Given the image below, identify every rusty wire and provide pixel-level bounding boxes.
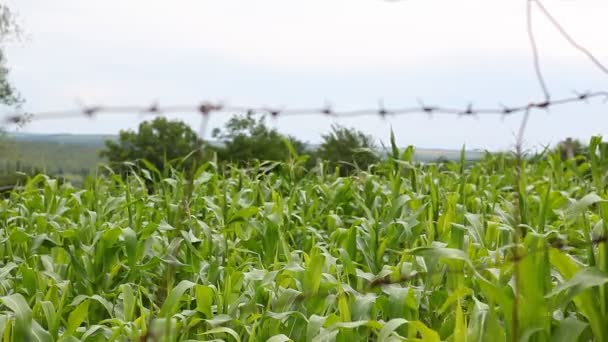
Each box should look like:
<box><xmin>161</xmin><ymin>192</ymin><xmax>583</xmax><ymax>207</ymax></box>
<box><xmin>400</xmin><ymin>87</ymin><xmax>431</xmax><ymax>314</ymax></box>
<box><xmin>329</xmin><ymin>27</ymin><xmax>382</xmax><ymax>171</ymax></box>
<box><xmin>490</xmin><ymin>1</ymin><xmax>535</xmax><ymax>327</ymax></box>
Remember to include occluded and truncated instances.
<box><xmin>3</xmin><ymin>91</ymin><xmax>608</xmax><ymax>125</ymax></box>
<box><xmin>1</xmin><ymin>0</ymin><xmax>607</xmax><ymax>142</ymax></box>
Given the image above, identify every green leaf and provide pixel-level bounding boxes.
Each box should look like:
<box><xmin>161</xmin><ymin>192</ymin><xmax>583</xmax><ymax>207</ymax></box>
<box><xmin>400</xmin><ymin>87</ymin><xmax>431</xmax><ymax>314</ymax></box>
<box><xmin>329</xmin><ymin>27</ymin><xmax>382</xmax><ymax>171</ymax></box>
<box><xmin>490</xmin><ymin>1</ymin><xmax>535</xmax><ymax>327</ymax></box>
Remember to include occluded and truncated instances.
<box><xmin>409</xmin><ymin>321</ymin><xmax>440</xmax><ymax>342</ymax></box>
<box><xmin>303</xmin><ymin>252</ymin><xmax>325</xmax><ymax>296</ymax></box>
<box><xmin>378</xmin><ymin>318</ymin><xmax>407</xmax><ymax>341</ymax></box>
<box><xmin>81</xmin><ymin>324</ymin><xmax>111</xmax><ymax>341</ymax></box>
<box><xmin>201</xmin><ymin>327</ymin><xmax>241</xmax><ymax>342</ymax></box>
<box><xmin>195</xmin><ymin>285</ymin><xmax>215</xmax><ymax>318</ymax></box>
<box><xmin>564</xmin><ymin>193</ymin><xmax>604</xmax><ymax>221</ymax></box>
<box><xmin>453</xmin><ymin>299</ymin><xmax>467</xmax><ymax>342</ymax></box>
<box><xmin>408</xmin><ymin>246</ymin><xmax>476</xmax><ymax>271</ymax></box>
<box><xmin>67</xmin><ymin>299</ymin><xmax>90</xmax><ymax>335</ymax></box>
<box><xmin>122</xmin><ymin>228</ymin><xmax>138</xmax><ymax>270</ymax></box>
<box><xmin>1</xmin><ymin>294</ymin><xmax>34</xmax><ymax>341</ymax></box>
<box><xmin>267</xmin><ymin>334</ymin><xmax>292</xmax><ymax>342</ymax></box>
<box><xmin>547</xmin><ymin>268</ymin><xmax>608</xmax><ymax>305</ymax></box>
<box><xmin>227</xmin><ymin>207</ymin><xmax>258</xmax><ymax>225</ymax></box>
<box><xmin>31</xmin><ymin>321</ymin><xmax>53</xmax><ymax>342</ymax></box>
<box><xmin>550</xmin><ymin>317</ymin><xmax>588</xmax><ymax>342</ymax></box>
<box><xmin>389</xmin><ymin>128</ymin><xmax>399</xmax><ymax>160</ymax></box>
<box><xmin>205</xmin><ymin>315</ymin><xmax>233</xmax><ymax>327</ymax></box>
<box><xmin>159</xmin><ymin>280</ymin><xmax>196</xmax><ymax>318</ymax></box>
<box><xmin>120</xmin><ymin>284</ymin><xmax>136</xmax><ymax>322</ymax></box>
<box><xmin>307</xmin><ymin>315</ymin><xmax>327</xmax><ymax>342</ymax></box>
<box><xmin>0</xmin><ymin>263</ymin><xmax>17</xmax><ymax>280</ymax></box>
<box><xmin>265</xmin><ymin>311</ymin><xmax>308</xmax><ymax>323</ymax></box>
<box><xmin>330</xmin><ymin>320</ymin><xmax>381</xmax><ymax>330</ymax></box>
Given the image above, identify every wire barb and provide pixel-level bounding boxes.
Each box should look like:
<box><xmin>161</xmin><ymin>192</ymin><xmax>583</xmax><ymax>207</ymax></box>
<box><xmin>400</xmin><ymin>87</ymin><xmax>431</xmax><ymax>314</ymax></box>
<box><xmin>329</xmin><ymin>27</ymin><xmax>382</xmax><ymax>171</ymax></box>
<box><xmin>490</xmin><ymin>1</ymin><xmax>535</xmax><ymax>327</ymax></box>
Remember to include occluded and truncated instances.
<box><xmin>1</xmin><ymin>0</ymin><xmax>607</xmax><ymax>153</ymax></box>
<box><xmin>3</xmin><ymin>91</ymin><xmax>606</xmax><ymax>125</ymax></box>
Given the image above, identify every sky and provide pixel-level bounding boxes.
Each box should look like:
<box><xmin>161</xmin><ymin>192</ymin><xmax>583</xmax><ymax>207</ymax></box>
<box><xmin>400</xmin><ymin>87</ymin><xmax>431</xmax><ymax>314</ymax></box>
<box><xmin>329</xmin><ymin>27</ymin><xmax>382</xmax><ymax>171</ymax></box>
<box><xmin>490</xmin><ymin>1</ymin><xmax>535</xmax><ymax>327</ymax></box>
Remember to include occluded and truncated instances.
<box><xmin>2</xmin><ymin>0</ymin><xmax>608</xmax><ymax>150</ymax></box>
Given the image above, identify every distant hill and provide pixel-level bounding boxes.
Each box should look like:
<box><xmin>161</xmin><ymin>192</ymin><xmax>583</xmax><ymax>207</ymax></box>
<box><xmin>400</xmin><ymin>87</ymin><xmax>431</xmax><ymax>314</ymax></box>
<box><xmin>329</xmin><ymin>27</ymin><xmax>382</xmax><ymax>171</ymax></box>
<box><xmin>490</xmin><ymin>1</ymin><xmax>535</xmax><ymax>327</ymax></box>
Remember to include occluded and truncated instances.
<box><xmin>0</xmin><ymin>133</ymin><xmax>489</xmax><ymax>187</ymax></box>
<box><xmin>1</xmin><ymin>134</ymin><xmax>106</xmax><ymax>185</ymax></box>
<box><xmin>0</xmin><ymin>132</ymin><xmax>485</xmax><ymax>186</ymax></box>
<box><xmin>7</xmin><ymin>132</ymin><xmax>486</xmax><ymax>162</ymax></box>
<box><xmin>8</xmin><ymin>132</ymin><xmax>116</xmax><ymax>148</ymax></box>
<box><xmin>413</xmin><ymin>148</ymin><xmax>485</xmax><ymax>162</ymax></box>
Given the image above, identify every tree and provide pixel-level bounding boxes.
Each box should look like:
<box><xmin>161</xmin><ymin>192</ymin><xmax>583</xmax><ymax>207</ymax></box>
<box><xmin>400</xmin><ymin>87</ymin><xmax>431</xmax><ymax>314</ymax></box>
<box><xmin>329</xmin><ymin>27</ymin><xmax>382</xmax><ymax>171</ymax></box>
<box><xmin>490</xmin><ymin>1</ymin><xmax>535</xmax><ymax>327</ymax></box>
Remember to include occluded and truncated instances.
<box><xmin>211</xmin><ymin>113</ymin><xmax>306</xmax><ymax>164</ymax></box>
<box><xmin>316</xmin><ymin>124</ymin><xmax>380</xmax><ymax>175</ymax></box>
<box><xmin>0</xmin><ymin>5</ymin><xmax>22</xmax><ymax>166</ymax></box>
<box><xmin>556</xmin><ymin>137</ymin><xmax>584</xmax><ymax>160</ymax></box>
<box><xmin>100</xmin><ymin>117</ymin><xmax>205</xmax><ymax>175</ymax></box>
<box><xmin>0</xmin><ymin>4</ymin><xmax>21</xmax><ymax>106</ymax></box>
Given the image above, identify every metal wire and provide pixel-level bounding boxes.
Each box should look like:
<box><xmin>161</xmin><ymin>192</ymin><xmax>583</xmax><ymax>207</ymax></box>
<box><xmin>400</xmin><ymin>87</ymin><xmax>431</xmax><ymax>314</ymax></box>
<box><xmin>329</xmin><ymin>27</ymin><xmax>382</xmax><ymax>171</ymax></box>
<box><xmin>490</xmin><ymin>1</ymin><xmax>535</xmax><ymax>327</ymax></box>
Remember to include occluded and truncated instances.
<box><xmin>1</xmin><ymin>0</ymin><xmax>606</xmax><ymax>143</ymax></box>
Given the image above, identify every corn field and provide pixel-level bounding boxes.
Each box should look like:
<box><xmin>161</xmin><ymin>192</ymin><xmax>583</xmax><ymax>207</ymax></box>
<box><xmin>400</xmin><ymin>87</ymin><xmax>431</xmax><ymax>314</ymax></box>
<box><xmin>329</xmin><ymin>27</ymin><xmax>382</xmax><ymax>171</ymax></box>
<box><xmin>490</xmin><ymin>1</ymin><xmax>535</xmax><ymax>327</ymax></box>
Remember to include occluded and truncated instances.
<box><xmin>0</xmin><ymin>135</ymin><xmax>608</xmax><ymax>341</ymax></box>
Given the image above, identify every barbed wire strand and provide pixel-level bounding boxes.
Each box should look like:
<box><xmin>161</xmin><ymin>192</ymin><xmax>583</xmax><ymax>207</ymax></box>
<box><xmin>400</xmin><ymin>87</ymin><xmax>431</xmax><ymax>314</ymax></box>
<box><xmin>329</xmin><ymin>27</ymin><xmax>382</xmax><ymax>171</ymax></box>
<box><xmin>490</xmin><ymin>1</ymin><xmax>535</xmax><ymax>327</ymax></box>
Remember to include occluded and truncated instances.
<box><xmin>1</xmin><ymin>1</ymin><xmax>607</xmax><ymax>143</ymax></box>
<box><xmin>533</xmin><ymin>0</ymin><xmax>608</xmax><ymax>75</ymax></box>
<box><xmin>3</xmin><ymin>91</ymin><xmax>608</xmax><ymax>124</ymax></box>
<box><xmin>527</xmin><ymin>0</ymin><xmax>550</xmax><ymax>102</ymax></box>
<box><xmin>1</xmin><ymin>3</ymin><xmax>608</xmax><ymax>338</ymax></box>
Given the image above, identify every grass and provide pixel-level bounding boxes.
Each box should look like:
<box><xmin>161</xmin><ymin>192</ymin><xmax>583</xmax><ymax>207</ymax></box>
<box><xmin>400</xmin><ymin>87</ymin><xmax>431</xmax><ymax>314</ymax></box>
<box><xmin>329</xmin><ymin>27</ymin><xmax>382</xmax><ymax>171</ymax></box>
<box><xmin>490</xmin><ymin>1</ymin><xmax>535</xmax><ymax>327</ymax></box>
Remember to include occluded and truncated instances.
<box><xmin>0</xmin><ymin>137</ymin><xmax>607</xmax><ymax>341</ymax></box>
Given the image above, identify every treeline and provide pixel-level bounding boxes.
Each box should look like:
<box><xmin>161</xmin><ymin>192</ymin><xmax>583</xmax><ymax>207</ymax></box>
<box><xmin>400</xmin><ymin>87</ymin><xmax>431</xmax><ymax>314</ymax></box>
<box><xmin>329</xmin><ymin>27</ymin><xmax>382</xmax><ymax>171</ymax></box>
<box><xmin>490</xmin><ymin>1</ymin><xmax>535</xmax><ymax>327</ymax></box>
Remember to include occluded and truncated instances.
<box><xmin>101</xmin><ymin>114</ymin><xmax>381</xmax><ymax>176</ymax></box>
<box><xmin>0</xmin><ymin>114</ymin><xmax>595</xmax><ymax>188</ymax></box>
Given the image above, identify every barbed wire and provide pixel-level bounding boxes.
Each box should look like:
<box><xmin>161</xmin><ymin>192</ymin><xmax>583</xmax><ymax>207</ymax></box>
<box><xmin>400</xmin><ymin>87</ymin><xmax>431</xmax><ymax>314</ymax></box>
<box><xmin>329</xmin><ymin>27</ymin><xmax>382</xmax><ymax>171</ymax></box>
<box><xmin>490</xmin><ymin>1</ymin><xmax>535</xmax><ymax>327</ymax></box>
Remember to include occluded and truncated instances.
<box><xmin>532</xmin><ymin>0</ymin><xmax>608</xmax><ymax>76</ymax></box>
<box><xmin>1</xmin><ymin>2</ymin><xmax>606</xmax><ymax>339</ymax></box>
<box><xmin>527</xmin><ymin>0</ymin><xmax>550</xmax><ymax>101</ymax></box>
<box><xmin>4</xmin><ymin>90</ymin><xmax>608</xmax><ymax>123</ymax></box>
<box><xmin>1</xmin><ymin>0</ymin><xmax>607</xmax><ymax>143</ymax></box>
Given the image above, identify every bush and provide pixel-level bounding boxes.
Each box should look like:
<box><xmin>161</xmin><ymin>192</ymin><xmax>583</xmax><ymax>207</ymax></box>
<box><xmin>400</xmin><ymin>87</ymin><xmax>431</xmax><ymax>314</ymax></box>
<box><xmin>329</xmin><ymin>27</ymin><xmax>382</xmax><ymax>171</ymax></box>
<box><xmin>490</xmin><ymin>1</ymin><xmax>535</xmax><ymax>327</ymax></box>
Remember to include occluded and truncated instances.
<box><xmin>100</xmin><ymin>117</ymin><xmax>205</xmax><ymax>175</ymax></box>
<box><xmin>315</xmin><ymin>124</ymin><xmax>380</xmax><ymax>175</ymax></box>
<box><xmin>212</xmin><ymin>113</ymin><xmax>307</xmax><ymax>165</ymax></box>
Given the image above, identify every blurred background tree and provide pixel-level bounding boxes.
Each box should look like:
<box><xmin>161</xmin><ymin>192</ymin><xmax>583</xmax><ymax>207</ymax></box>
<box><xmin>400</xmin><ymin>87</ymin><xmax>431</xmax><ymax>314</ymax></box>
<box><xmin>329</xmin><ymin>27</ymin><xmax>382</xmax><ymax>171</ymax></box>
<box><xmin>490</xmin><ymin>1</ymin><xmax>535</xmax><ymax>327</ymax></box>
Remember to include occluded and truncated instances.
<box><xmin>0</xmin><ymin>4</ymin><xmax>22</xmax><ymax>152</ymax></box>
<box><xmin>0</xmin><ymin>4</ymin><xmax>24</xmax><ymax>189</ymax></box>
<box><xmin>0</xmin><ymin>4</ymin><xmax>21</xmax><ymax>107</ymax></box>
<box><xmin>315</xmin><ymin>124</ymin><xmax>380</xmax><ymax>175</ymax></box>
<box><xmin>556</xmin><ymin>137</ymin><xmax>584</xmax><ymax>160</ymax></box>
<box><xmin>100</xmin><ymin>117</ymin><xmax>205</xmax><ymax>175</ymax></box>
<box><xmin>211</xmin><ymin>112</ymin><xmax>307</xmax><ymax>164</ymax></box>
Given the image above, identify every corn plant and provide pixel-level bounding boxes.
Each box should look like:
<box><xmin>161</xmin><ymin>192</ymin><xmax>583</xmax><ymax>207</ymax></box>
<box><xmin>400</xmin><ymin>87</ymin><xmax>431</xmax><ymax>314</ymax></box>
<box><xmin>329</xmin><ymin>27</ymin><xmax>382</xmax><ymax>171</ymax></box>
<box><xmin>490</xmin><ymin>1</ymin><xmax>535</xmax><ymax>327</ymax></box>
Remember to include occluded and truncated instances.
<box><xmin>0</xmin><ymin>137</ymin><xmax>607</xmax><ymax>341</ymax></box>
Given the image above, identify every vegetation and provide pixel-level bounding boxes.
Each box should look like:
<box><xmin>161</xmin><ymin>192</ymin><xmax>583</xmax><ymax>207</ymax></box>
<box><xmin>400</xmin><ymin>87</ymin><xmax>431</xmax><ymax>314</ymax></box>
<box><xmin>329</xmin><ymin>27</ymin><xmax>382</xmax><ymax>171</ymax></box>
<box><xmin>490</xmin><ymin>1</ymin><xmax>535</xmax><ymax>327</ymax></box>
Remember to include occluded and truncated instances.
<box><xmin>316</xmin><ymin>124</ymin><xmax>380</xmax><ymax>175</ymax></box>
<box><xmin>211</xmin><ymin>113</ymin><xmax>306</xmax><ymax>165</ymax></box>
<box><xmin>0</xmin><ymin>120</ymin><xmax>484</xmax><ymax>187</ymax></box>
<box><xmin>0</xmin><ymin>4</ymin><xmax>21</xmax><ymax>107</ymax></box>
<box><xmin>100</xmin><ymin>117</ymin><xmax>205</xmax><ymax>175</ymax></box>
<box><xmin>556</xmin><ymin>137</ymin><xmax>585</xmax><ymax>160</ymax></box>
<box><xmin>0</xmin><ymin>135</ymin><xmax>607</xmax><ymax>341</ymax></box>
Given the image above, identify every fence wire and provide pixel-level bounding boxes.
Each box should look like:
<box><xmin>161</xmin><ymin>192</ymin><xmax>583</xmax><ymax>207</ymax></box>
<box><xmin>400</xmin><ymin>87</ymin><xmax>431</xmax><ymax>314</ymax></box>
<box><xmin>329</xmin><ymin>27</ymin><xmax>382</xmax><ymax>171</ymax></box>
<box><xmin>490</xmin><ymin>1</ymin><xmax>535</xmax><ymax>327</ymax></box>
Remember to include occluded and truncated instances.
<box><xmin>0</xmin><ymin>2</ymin><xmax>607</xmax><ymax>341</ymax></box>
<box><xmin>1</xmin><ymin>0</ymin><xmax>606</xmax><ymax>144</ymax></box>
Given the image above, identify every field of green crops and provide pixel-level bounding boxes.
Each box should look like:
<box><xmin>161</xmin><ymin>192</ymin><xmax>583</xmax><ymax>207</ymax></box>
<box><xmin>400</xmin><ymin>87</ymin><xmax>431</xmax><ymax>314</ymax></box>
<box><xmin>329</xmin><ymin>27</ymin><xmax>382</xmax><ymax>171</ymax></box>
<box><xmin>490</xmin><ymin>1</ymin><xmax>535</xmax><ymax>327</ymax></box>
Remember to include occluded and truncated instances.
<box><xmin>1</xmin><ymin>138</ymin><xmax>608</xmax><ymax>342</ymax></box>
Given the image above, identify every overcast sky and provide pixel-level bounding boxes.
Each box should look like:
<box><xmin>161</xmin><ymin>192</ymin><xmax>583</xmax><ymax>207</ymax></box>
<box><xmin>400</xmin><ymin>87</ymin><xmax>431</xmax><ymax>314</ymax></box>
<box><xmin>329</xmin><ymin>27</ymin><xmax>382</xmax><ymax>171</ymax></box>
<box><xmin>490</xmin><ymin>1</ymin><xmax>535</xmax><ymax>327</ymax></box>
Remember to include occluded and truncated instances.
<box><xmin>2</xmin><ymin>0</ymin><xmax>608</xmax><ymax>150</ymax></box>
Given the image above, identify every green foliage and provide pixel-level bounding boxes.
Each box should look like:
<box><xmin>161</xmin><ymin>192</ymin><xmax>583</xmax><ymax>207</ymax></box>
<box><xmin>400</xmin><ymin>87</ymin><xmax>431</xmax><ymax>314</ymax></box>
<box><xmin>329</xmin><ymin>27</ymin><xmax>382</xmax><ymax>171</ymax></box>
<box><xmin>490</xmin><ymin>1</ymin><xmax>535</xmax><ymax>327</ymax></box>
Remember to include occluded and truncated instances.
<box><xmin>556</xmin><ymin>137</ymin><xmax>585</xmax><ymax>160</ymax></box>
<box><xmin>0</xmin><ymin>137</ymin><xmax>607</xmax><ymax>340</ymax></box>
<box><xmin>0</xmin><ymin>5</ymin><xmax>22</xmax><ymax>106</ymax></box>
<box><xmin>212</xmin><ymin>113</ymin><xmax>306</xmax><ymax>164</ymax></box>
<box><xmin>0</xmin><ymin>51</ymin><xmax>19</xmax><ymax>106</ymax></box>
<box><xmin>100</xmin><ymin>117</ymin><xmax>205</xmax><ymax>175</ymax></box>
<box><xmin>316</xmin><ymin>124</ymin><xmax>380</xmax><ymax>175</ymax></box>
